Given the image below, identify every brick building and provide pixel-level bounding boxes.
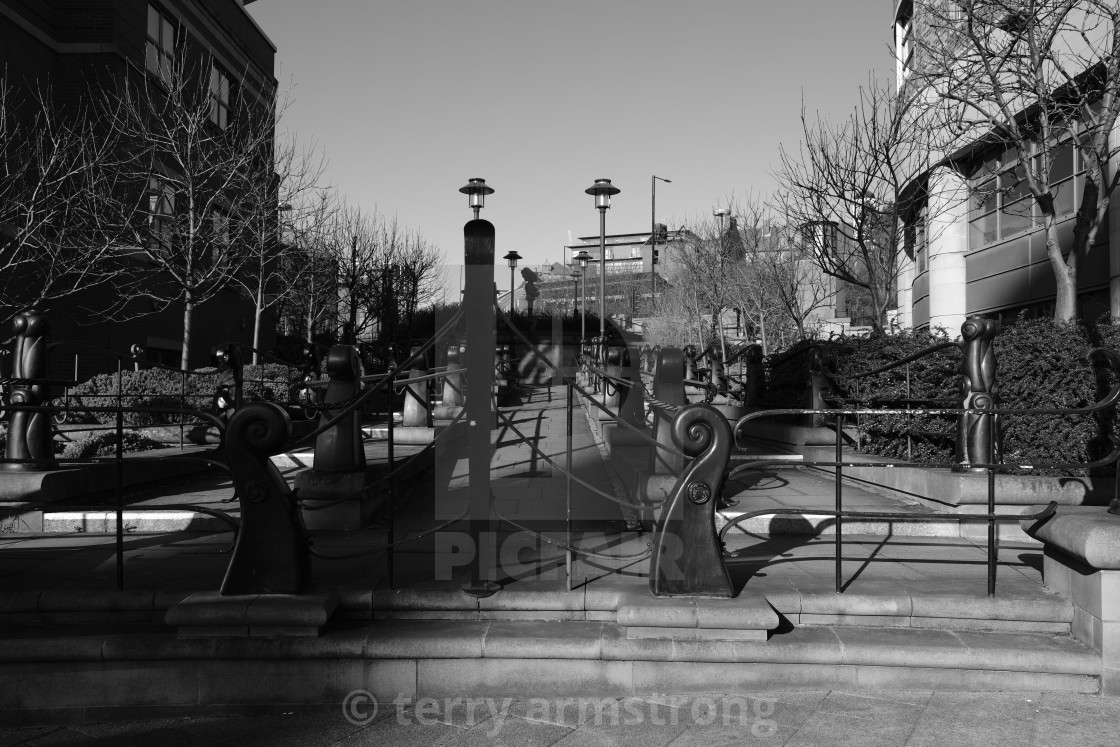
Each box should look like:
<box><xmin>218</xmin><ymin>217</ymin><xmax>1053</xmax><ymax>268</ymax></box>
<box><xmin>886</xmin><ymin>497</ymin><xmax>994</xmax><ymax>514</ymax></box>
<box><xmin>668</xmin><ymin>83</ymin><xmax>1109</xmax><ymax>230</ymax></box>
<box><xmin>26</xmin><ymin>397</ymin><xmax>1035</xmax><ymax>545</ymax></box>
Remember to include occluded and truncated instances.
<box><xmin>0</xmin><ymin>0</ymin><xmax>278</xmax><ymax>377</ymax></box>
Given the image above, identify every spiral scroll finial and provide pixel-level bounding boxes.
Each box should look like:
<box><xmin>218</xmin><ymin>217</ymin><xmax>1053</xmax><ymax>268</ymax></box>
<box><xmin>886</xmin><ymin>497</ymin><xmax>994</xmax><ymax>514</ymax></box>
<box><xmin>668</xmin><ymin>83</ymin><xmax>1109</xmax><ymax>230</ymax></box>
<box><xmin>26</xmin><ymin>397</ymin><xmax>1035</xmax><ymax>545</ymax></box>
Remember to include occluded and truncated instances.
<box><xmin>651</xmin><ymin>404</ymin><xmax>735</xmax><ymax>597</ymax></box>
<box><xmin>226</xmin><ymin>402</ymin><xmax>291</xmax><ymax>458</ymax></box>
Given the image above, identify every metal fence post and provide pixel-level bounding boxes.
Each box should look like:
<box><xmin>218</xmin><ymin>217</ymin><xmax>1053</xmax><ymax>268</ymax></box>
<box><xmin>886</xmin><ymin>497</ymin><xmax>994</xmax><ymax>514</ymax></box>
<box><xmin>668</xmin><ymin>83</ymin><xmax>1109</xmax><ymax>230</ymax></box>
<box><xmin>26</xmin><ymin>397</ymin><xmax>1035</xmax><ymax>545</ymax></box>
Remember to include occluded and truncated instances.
<box><xmin>2</xmin><ymin>309</ymin><xmax>55</xmax><ymax>471</ymax></box>
<box><xmin>958</xmin><ymin>316</ymin><xmax>1000</xmax><ymax>471</ymax></box>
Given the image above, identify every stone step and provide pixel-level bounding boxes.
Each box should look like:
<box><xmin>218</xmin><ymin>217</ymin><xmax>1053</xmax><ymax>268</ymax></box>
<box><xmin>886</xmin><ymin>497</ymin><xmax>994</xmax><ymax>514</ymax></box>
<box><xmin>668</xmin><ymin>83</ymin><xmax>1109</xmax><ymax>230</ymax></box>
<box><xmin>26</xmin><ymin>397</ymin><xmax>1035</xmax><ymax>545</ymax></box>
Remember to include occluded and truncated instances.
<box><xmin>0</xmin><ymin>577</ymin><xmax>1075</xmax><ymax>634</ymax></box>
<box><xmin>0</xmin><ymin>621</ymin><xmax>1101</xmax><ymax>719</ymax></box>
<box><xmin>39</xmin><ymin>510</ymin><xmax>231</xmax><ymax>534</ymax></box>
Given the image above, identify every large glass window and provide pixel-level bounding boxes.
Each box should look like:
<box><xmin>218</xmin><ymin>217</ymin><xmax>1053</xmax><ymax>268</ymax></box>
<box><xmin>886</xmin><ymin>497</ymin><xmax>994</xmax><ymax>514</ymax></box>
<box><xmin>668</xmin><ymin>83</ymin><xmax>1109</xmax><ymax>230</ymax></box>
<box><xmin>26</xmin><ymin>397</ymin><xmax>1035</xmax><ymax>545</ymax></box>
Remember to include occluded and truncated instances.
<box><xmin>146</xmin><ymin>5</ymin><xmax>176</xmax><ymax>84</ymax></box>
<box><xmin>969</xmin><ymin>137</ymin><xmax>1089</xmax><ymax>250</ymax></box>
<box><xmin>148</xmin><ymin>176</ymin><xmax>174</xmax><ymax>255</ymax></box>
<box><xmin>209</xmin><ymin>65</ymin><xmax>230</xmax><ymax>129</ymax></box>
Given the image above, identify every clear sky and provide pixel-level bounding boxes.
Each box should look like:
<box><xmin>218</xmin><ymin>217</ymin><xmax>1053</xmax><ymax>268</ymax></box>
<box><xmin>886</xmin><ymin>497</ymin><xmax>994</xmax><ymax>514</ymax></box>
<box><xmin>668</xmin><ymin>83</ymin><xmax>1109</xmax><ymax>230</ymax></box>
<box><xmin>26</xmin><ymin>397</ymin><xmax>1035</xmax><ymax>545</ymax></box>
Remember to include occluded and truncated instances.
<box><xmin>246</xmin><ymin>1</ymin><xmax>896</xmax><ymax>295</ymax></box>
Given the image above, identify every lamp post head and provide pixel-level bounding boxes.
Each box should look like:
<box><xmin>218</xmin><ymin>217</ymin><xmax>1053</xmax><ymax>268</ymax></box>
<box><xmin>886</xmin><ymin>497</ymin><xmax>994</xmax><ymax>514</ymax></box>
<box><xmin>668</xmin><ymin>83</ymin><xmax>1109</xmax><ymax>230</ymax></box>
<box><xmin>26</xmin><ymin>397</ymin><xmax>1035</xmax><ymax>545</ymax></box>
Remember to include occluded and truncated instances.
<box><xmin>576</xmin><ymin>250</ymin><xmax>591</xmax><ymax>269</ymax></box>
<box><xmin>585</xmin><ymin>178</ymin><xmax>620</xmax><ymax>210</ymax></box>
<box><xmin>503</xmin><ymin>250</ymin><xmax>522</xmax><ymax>269</ymax></box>
<box><xmin>459</xmin><ymin>178</ymin><xmax>494</xmax><ymax>215</ymax></box>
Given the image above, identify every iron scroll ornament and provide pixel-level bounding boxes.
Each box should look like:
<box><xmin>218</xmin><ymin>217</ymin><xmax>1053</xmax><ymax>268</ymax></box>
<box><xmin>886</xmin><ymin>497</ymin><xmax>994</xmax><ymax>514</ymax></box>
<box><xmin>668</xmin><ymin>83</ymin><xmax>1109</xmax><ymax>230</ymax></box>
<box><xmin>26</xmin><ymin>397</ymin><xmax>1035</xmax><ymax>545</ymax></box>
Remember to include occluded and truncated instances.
<box><xmin>220</xmin><ymin>402</ymin><xmax>310</xmax><ymax>595</ymax></box>
<box><xmin>649</xmin><ymin>404</ymin><xmax>735</xmax><ymax>597</ymax></box>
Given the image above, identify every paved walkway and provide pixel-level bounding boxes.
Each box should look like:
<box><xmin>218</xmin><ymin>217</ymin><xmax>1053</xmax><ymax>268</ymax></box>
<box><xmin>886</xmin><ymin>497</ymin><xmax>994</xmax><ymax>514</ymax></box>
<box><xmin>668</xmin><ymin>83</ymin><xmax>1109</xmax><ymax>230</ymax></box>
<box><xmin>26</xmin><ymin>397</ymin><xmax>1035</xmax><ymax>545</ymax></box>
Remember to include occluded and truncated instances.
<box><xmin>0</xmin><ymin>689</ymin><xmax>1115</xmax><ymax>745</ymax></box>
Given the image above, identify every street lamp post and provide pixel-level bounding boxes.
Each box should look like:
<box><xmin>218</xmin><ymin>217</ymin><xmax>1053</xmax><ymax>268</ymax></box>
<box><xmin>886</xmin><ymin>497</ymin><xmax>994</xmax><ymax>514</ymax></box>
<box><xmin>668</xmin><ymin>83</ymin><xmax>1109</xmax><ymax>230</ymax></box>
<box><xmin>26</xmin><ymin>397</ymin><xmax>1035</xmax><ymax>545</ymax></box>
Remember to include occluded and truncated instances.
<box><xmin>503</xmin><ymin>250</ymin><xmax>521</xmax><ymax>316</ymax></box>
<box><xmin>576</xmin><ymin>250</ymin><xmax>590</xmax><ymax>345</ymax></box>
<box><xmin>651</xmin><ymin>175</ymin><xmax>670</xmax><ymax>311</ymax></box>
<box><xmin>569</xmin><ymin>269</ymin><xmax>580</xmax><ymax>316</ymax></box>
<box><xmin>585</xmin><ymin>179</ymin><xmax>620</xmax><ymax>344</ymax></box>
<box><xmin>459</xmin><ymin>178</ymin><xmax>494</xmax><ymax>220</ymax></box>
<box><xmin>714</xmin><ymin>207</ymin><xmax>730</xmax><ymax>362</ymax></box>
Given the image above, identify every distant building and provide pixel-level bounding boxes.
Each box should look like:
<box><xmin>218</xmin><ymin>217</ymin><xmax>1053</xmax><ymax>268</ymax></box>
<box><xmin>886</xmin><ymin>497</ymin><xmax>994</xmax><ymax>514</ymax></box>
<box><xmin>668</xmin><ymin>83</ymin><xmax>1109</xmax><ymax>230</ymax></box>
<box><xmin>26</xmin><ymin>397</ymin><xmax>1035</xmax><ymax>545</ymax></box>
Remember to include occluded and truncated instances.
<box><xmin>0</xmin><ymin>0</ymin><xmax>278</xmax><ymax>376</ymax></box>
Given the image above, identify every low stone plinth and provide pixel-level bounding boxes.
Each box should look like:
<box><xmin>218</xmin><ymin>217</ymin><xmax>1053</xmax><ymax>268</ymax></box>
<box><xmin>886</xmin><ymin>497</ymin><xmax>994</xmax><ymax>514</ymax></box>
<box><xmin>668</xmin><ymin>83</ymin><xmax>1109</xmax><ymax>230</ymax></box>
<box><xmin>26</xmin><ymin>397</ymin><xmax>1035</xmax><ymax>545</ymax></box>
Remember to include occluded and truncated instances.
<box><xmin>361</xmin><ymin>422</ymin><xmax>465</xmax><ymax>445</ymax></box>
<box><xmin>431</xmin><ymin>404</ymin><xmax>463</xmax><ymax>420</ymax></box>
<box><xmin>296</xmin><ymin>469</ymin><xmax>381</xmax><ymax>530</ymax></box>
<box><xmin>1023</xmin><ymin>505</ymin><xmax>1120</xmax><ymax>694</ymax></box>
<box><xmin>165</xmin><ymin>590</ymin><xmax>338</xmax><ymax>637</ymax></box>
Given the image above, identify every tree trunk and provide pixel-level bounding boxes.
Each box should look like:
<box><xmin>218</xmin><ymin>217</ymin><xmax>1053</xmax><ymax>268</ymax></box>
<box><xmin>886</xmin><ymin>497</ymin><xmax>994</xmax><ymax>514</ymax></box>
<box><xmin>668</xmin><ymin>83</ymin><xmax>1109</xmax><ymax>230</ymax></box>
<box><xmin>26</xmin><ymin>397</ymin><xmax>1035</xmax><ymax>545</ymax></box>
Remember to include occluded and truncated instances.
<box><xmin>252</xmin><ymin>290</ymin><xmax>263</xmax><ymax>366</ymax></box>
<box><xmin>1047</xmin><ymin>224</ymin><xmax>1078</xmax><ymax>322</ymax></box>
<box><xmin>180</xmin><ymin>293</ymin><xmax>194</xmax><ymax>371</ymax></box>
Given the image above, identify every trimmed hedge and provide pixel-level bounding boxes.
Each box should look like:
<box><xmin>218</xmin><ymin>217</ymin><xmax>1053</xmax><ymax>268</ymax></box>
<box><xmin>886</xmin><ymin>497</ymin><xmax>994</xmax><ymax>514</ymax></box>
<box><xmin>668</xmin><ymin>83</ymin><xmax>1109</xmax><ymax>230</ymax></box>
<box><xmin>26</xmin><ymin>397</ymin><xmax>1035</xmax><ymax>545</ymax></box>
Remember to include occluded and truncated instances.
<box><xmin>67</xmin><ymin>363</ymin><xmax>297</xmax><ymax>427</ymax></box>
<box><xmin>60</xmin><ymin>431</ymin><xmax>168</xmax><ymax>460</ymax></box>
<box><xmin>764</xmin><ymin>317</ymin><xmax>1119</xmax><ymax>475</ymax></box>
<box><xmin>826</xmin><ymin>328</ymin><xmax>959</xmax><ymax>467</ymax></box>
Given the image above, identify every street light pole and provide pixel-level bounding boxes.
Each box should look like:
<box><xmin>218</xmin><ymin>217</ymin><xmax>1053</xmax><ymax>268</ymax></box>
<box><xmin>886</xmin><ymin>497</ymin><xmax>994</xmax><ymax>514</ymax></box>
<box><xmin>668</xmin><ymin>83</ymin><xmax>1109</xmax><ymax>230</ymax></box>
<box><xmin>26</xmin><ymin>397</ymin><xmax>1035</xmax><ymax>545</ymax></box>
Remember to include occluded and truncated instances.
<box><xmin>651</xmin><ymin>175</ymin><xmax>670</xmax><ymax>313</ymax></box>
<box><xmin>585</xmin><ymin>179</ymin><xmax>620</xmax><ymax>344</ymax></box>
<box><xmin>576</xmin><ymin>250</ymin><xmax>590</xmax><ymax>345</ymax></box>
<box><xmin>503</xmin><ymin>251</ymin><xmax>521</xmax><ymax>316</ymax></box>
<box><xmin>714</xmin><ymin>207</ymin><xmax>730</xmax><ymax>363</ymax></box>
<box><xmin>570</xmin><ymin>269</ymin><xmax>580</xmax><ymax>316</ymax></box>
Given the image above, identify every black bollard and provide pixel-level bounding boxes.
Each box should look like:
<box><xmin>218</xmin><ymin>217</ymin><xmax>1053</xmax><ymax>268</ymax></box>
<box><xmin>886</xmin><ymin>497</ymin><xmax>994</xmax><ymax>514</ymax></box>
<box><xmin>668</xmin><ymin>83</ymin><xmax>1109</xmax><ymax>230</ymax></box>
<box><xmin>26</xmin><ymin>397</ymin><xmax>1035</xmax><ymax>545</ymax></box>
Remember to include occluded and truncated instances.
<box><xmin>3</xmin><ymin>309</ymin><xmax>55</xmax><ymax>471</ymax></box>
<box><xmin>957</xmin><ymin>316</ymin><xmax>1001</xmax><ymax>471</ymax></box>
<box><xmin>462</xmin><ymin>218</ymin><xmax>500</xmax><ymax>598</ymax></box>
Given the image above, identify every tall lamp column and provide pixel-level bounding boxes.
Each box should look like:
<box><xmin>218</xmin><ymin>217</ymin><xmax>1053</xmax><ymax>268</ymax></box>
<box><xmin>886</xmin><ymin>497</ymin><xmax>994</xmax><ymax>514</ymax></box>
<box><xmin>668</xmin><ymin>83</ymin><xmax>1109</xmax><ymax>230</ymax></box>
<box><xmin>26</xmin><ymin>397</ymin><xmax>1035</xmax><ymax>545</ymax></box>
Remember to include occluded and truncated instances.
<box><xmin>651</xmin><ymin>175</ymin><xmax>670</xmax><ymax>312</ymax></box>
<box><xmin>576</xmin><ymin>250</ymin><xmax>590</xmax><ymax>345</ymax></box>
<box><xmin>503</xmin><ymin>251</ymin><xmax>521</xmax><ymax>316</ymax></box>
<box><xmin>585</xmin><ymin>179</ymin><xmax>620</xmax><ymax>343</ymax></box>
<box><xmin>714</xmin><ymin>207</ymin><xmax>730</xmax><ymax>362</ymax></box>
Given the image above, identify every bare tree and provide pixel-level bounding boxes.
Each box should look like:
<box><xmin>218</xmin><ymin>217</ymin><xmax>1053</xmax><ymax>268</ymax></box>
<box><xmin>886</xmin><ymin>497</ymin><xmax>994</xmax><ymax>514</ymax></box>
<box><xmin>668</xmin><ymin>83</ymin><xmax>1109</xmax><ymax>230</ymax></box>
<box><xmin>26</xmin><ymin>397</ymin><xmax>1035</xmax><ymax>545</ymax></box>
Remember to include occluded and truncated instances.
<box><xmin>910</xmin><ymin>0</ymin><xmax>1120</xmax><ymax>322</ymax></box>
<box><xmin>731</xmin><ymin>210</ymin><xmax>836</xmax><ymax>350</ymax></box>
<box><xmin>323</xmin><ymin>202</ymin><xmax>384</xmax><ymax>345</ymax></box>
<box><xmin>0</xmin><ymin>72</ymin><xmax>119</xmax><ymax>323</ymax></box>
<box><xmin>96</xmin><ymin>49</ymin><xmax>277</xmax><ymax>369</ymax></box>
<box><xmin>377</xmin><ymin>216</ymin><xmax>443</xmax><ymax>340</ymax></box>
<box><xmin>227</xmin><ymin>134</ymin><xmax>328</xmax><ymax>363</ymax></box>
<box><xmin>775</xmin><ymin>78</ymin><xmax>930</xmax><ymax>333</ymax></box>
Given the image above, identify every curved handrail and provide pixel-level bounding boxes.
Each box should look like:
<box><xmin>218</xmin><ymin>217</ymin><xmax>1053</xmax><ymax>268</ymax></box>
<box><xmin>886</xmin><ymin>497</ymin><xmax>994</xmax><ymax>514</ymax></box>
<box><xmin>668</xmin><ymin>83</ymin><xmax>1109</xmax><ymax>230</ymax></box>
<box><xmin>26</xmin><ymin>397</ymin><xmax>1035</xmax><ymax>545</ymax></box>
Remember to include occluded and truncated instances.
<box><xmin>296</xmin><ymin>407</ymin><xmax>468</xmax><ymax>511</ymax></box>
<box><xmin>494</xmin><ymin>407</ymin><xmax>662</xmax><ymax>510</ymax></box>
<box><xmin>215</xmin><ymin>341</ymin><xmax>302</xmax><ymax>370</ymax></box>
<box><xmin>45</xmin><ymin>341</ymin><xmax>208</xmax><ymax>377</ymax></box>
<box><xmin>493</xmin><ymin>305</ymin><xmax>686</xmax><ymax>459</ymax></box>
<box><xmin>733</xmin><ymin>345</ymin><xmax>1120</xmax><ymax>466</ymax></box>
<box><xmin>718</xmin><ymin>502</ymin><xmax>1059</xmax><ymax>545</ymax></box>
<box><xmin>290</xmin><ymin>305</ymin><xmax>465</xmax><ymax>448</ymax></box>
<box><xmin>823</xmin><ymin>340</ymin><xmax>962</xmax><ymax>383</ymax></box>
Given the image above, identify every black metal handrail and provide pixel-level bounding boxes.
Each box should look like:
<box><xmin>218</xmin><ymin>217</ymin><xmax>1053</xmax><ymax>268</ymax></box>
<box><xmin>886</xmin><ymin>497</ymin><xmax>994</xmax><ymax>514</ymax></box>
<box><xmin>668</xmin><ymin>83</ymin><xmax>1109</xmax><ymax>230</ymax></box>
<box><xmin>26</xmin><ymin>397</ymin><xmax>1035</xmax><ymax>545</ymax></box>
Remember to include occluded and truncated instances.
<box><xmin>722</xmin><ymin>347</ymin><xmax>1120</xmax><ymax>597</ymax></box>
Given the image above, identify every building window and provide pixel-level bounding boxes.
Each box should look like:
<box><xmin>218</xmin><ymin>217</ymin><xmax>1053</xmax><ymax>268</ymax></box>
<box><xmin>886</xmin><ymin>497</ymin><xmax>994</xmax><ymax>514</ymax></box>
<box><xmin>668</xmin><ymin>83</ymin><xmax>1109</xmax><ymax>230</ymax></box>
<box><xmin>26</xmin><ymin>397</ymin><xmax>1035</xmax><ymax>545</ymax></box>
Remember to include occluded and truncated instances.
<box><xmin>895</xmin><ymin>10</ymin><xmax>913</xmax><ymax>85</ymax></box>
<box><xmin>912</xmin><ymin>205</ymin><xmax>928</xmax><ymax>273</ymax></box>
<box><xmin>969</xmin><ymin>139</ymin><xmax>1088</xmax><ymax>250</ymax></box>
<box><xmin>146</xmin><ymin>5</ymin><xmax>176</xmax><ymax>83</ymax></box>
<box><xmin>209</xmin><ymin>65</ymin><xmax>230</xmax><ymax>129</ymax></box>
<box><xmin>148</xmin><ymin>176</ymin><xmax>174</xmax><ymax>255</ymax></box>
<box><xmin>211</xmin><ymin>210</ymin><xmax>230</xmax><ymax>267</ymax></box>
<box><xmin>604</xmin><ymin>248</ymin><xmax>613</xmax><ymax>261</ymax></box>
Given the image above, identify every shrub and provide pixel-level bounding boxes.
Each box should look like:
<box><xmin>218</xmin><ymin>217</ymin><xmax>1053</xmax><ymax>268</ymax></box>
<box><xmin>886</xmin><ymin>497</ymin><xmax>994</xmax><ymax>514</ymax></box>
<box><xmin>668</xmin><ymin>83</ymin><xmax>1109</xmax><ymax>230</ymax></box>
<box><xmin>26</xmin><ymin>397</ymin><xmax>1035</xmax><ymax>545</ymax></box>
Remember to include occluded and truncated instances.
<box><xmin>67</xmin><ymin>363</ymin><xmax>299</xmax><ymax>427</ymax></box>
<box><xmin>60</xmin><ymin>431</ymin><xmax>168</xmax><ymax>460</ymax></box>
<box><xmin>993</xmin><ymin>318</ymin><xmax>1098</xmax><ymax>473</ymax></box>
<box><xmin>763</xmin><ymin>340</ymin><xmax>819</xmax><ymax>409</ymax></box>
<box><xmin>762</xmin><ymin>318</ymin><xmax>1115</xmax><ymax>474</ymax></box>
<box><xmin>826</xmin><ymin>328</ymin><xmax>959</xmax><ymax>466</ymax></box>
